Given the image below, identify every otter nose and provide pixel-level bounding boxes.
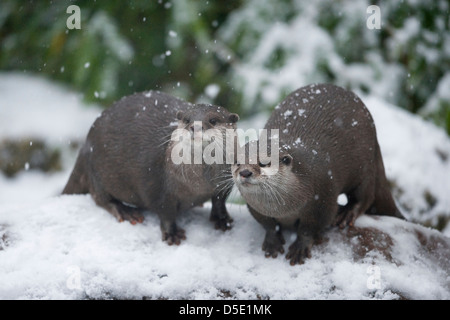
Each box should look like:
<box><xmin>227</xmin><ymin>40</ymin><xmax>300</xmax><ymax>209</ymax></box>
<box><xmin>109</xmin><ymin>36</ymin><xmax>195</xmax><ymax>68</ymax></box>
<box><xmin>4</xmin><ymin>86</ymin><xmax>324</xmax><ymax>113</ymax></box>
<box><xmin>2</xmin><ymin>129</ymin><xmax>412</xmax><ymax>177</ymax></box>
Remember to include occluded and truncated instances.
<box><xmin>239</xmin><ymin>169</ymin><xmax>252</xmax><ymax>178</ymax></box>
<box><xmin>190</xmin><ymin>124</ymin><xmax>203</xmax><ymax>132</ymax></box>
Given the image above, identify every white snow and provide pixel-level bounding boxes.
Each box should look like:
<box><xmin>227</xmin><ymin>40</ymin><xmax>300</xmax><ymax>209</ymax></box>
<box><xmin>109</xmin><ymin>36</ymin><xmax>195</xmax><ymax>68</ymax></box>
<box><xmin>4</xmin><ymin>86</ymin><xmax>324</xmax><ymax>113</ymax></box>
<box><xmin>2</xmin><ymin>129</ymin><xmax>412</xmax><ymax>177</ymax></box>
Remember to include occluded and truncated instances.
<box><xmin>283</xmin><ymin>110</ymin><xmax>292</xmax><ymax>118</ymax></box>
<box><xmin>0</xmin><ymin>73</ymin><xmax>449</xmax><ymax>299</ymax></box>
<box><xmin>366</xmin><ymin>95</ymin><xmax>450</xmax><ymax>223</ymax></box>
<box><xmin>205</xmin><ymin>84</ymin><xmax>220</xmax><ymax>99</ymax></box>
<box><xmin>0</xmin><ymin>197</ymin><xmax>448</xmax><ymax>300</ymax></box>
<box><xmin>0</xmin><ymin>73</ymin><xmax>101</xmax><ymax>144</ymax></box>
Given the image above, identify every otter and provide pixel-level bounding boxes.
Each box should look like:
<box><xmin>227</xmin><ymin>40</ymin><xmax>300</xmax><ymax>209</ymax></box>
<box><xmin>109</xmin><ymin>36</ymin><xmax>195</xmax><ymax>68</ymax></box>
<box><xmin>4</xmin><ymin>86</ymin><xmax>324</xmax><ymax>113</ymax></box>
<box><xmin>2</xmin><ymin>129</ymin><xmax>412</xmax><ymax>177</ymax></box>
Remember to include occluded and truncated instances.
<box><xmin>232</xmin><ymin>83</ymin><xmax>404</xmax><ymax>265</ymax></box>
<box><xmin>63</xmin><ymin>91</ymin><xmax>239</xmax><ymax>245</ymax></box>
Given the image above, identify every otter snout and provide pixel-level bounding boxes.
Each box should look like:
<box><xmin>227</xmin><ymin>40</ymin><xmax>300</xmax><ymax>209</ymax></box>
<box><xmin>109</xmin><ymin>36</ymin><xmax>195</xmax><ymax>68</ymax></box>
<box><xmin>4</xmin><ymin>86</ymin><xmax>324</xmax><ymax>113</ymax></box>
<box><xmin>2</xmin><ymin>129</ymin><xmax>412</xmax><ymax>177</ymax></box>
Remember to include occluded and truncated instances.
<box><xmin>189</xmin><ymin>123</ymin><xmax>203</xmax><ymax>133</ymax></box>
<box><xmin>239</xmin><ymin>169</ymin><xmax>253</xmax><ymax>178</ymax></box>
<box><xmin>188</xmin><ymin>122</ymin><xmax>204</xmax><ymax>140</ymax></box>
<box><xmin>232</xmin><ymin>165</ymin><xmax>261</xmax><ymax>186</ymax></box>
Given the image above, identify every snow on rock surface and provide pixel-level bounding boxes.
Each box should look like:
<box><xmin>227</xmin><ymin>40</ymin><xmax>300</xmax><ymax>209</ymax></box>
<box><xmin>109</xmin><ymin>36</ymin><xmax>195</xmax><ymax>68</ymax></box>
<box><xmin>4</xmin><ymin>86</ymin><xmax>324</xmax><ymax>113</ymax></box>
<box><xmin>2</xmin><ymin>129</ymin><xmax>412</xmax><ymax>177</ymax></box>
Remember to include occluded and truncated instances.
<box><xmin>0</xmin><ymin>197</ymin><xmax>448</xmax><ymax>300</ymax></box>
<box><xmin>0</xmin><ymin>73</ymin><xmax>449</xmax><ymax>299</ymax></box>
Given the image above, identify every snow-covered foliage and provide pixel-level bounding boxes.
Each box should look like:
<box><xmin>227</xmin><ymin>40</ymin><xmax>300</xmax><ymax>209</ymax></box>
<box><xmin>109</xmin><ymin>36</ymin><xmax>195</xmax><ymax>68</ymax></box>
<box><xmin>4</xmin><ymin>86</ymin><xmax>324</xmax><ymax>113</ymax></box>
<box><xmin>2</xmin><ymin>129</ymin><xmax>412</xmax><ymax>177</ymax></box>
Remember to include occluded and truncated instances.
<box><xmin>218</xmin><ymin>0</ymin><xmax>450</xmax><ymax>132</ymax></box>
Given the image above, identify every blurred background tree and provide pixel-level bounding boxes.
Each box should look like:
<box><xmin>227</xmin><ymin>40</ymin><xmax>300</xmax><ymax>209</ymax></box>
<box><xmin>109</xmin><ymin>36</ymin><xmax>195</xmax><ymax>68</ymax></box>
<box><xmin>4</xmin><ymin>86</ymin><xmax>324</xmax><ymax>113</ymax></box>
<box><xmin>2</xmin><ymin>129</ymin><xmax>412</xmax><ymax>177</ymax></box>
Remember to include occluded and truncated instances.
<box><xmin>1</xmin><ymin>0</ymin><xmax>449</xmax><ymax>134</ymax></box>
<box><xmin>0</xmin><ymin>0</ymin><xmax>241</xmax><ymax>112</ymax></box>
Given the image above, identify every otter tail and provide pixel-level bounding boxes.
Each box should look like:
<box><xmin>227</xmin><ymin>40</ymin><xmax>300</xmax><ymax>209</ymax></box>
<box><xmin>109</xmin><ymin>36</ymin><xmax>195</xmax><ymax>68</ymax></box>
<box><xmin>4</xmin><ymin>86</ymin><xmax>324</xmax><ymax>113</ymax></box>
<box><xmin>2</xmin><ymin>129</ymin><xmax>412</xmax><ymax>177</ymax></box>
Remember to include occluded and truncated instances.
<box><xmin>62</xmin><ymin>151</ymin><xmax>89</xmax><ymax>195</ymax></box>
<box><xmin>369</xmin><ymin>142</ymin><xmax>405</xmax><ymax>220</ymax></box>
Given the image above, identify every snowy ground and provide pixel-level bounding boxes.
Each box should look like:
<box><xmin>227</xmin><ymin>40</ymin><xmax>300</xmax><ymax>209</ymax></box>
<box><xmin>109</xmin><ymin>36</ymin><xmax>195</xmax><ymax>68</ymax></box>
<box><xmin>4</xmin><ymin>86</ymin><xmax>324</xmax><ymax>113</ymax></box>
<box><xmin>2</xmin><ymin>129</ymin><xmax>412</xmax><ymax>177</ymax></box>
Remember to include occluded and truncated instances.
<box><xmin>0</xmin><ymin>73</ymin><xmax>449</xmax><ymax>299</ymax></box>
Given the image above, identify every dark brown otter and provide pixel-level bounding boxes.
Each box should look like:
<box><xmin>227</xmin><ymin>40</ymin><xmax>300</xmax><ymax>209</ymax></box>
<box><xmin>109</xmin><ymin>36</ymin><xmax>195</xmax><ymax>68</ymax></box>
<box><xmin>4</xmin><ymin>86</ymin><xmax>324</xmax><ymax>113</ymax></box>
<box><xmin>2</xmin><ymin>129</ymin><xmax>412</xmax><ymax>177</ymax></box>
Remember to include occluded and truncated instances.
<box><xmin>63</xmin><ymin>90</ymin><xmax>239</xmax><ymax>245</ymax></box>
<box><xmin>232</xmin><ymin>83</ymin><xmax>404</xmax><ymax>265</ymax></box>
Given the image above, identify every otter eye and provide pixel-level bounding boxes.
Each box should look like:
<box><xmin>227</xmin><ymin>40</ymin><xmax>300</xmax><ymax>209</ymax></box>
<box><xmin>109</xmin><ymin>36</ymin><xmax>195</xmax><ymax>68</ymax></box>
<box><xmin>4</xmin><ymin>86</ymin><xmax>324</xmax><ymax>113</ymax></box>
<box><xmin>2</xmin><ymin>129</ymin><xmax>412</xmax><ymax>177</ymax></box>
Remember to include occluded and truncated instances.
<box><xmin>209</xmin><ymin>118</ymin><xmax>218</xmax><ymax>125</ymax></box>
<box><xmin>259</xmin><ymin>160</ymin><xmax>271</xmax><ymax>167</ymax></box>
<box><xmin>281</xmin><ymin>156</ymin><xmax>291</xmax><ymax>165</ymax></box>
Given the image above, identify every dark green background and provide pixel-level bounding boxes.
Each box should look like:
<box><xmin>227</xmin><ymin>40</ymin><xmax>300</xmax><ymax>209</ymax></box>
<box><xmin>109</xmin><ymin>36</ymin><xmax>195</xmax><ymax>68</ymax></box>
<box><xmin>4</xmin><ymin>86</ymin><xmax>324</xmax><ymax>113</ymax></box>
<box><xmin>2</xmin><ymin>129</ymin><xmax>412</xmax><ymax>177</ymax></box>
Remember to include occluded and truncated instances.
<box><xmin>1</xmin><ymin>0</ymin><xmax>449</xmax><ymax>133</ymax></box>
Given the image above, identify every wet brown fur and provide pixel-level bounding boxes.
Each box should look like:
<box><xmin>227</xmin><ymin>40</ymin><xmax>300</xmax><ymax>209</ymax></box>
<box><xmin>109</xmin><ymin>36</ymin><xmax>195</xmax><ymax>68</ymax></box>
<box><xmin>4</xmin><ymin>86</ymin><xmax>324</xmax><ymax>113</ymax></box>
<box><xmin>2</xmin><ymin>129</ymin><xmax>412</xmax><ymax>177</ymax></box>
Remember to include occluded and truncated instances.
<box><xmin>63</xmin><ymin>91</ymin><xmax>239</xmax><ymax>245</ymax></box>
<box><xmin>233</xmin><ymin>84</ymin><xmax>404</xmax><ymax>265</ymax></box>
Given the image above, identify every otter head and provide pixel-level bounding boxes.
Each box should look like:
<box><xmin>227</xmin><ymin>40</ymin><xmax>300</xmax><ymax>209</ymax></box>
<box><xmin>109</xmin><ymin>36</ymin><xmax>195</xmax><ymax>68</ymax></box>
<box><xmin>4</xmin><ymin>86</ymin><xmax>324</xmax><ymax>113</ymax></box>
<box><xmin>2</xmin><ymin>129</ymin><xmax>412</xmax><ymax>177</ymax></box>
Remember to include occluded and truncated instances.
<box><xmin>232</xmin><ymin>142</ymin><xmax>312</xmax><ymax>218</ymax></box>
<box><xmin>169</xmin><ymin>104</ymin><xmax>239</xmax><ymax>166</ymax></box>
<box><xmin>176</xmin><ymin>104</ymin><xmax>239</xmax><ymax>143</ymax></box>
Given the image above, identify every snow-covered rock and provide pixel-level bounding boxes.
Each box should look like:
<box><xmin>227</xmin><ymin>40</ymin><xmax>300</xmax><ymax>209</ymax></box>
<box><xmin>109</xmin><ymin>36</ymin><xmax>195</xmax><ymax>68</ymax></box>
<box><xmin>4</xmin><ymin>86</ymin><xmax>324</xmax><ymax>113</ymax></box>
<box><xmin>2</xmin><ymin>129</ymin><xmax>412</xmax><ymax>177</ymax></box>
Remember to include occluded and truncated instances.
<box><xmin>0</xmin><ymin>196</ymin><xmax>448</xmax><ymax>299</ymax></box>
<box><xmin>0</xmin><ymin>73</ymin><xmax>449</xmax><ymax>299</ymax></box>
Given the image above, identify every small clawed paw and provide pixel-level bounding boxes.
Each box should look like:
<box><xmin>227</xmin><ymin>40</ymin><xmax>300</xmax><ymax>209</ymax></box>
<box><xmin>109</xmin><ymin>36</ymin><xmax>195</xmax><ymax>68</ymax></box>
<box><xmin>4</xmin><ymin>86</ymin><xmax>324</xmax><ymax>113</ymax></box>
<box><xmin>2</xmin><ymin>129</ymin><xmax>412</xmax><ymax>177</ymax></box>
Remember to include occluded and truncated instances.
<box><xmin>214</xmin><ymin>217</ymin><xmax>234</xmax><ymax>231</ymax></box>
<box><xmin>210</xmin><ymin>212</ymin><xmax>233</xmax><ymax>231</ymax></box>
<box><xmin>286</xmin><ymin>241</ymin><xmax>312</xmax><ymax>266</ymax></box>
<box><xmin>262</xmin><ymin>232</ymin><xmax>285</xmax><ymax>259</ymax></box>
<box><xmin>162</xmin><ymin>228</ymin><xmax>186</xmax><ymax>245</ymax></box>
<box><xmin>263</xmin><ymin>245</ymin><xmax>285</xmax><ymax>259</ymax></box>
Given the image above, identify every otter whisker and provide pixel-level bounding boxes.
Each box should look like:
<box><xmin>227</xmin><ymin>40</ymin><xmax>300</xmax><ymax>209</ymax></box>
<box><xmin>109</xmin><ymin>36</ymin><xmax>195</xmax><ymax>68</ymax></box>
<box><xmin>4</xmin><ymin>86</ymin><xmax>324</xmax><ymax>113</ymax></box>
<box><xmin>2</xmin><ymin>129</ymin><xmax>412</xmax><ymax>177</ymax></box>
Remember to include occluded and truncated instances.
<box><xmin>157</xmin><ymin>139</ymin><xmax>173</xmax><ymax>148</ymax></box>
<box><xmin>214</xmin><ymin>177</ymin><xmax>235</xmax><ymax>195</ymax></box>
<box><xmin>261</xmin><ymin>182</ymin><xmax>280</xmax><ymax>211</ymax></box>
<box><xmin>157</xmin><ymin>131</ymin><xmax>180</xmax><ymax>148</ymax></box>
<box><xmin>158</xmin><ymin>123</ymin><xmax>179</xmax><ymax>130</ymax></box>
<box><xmin>211</xmin><ymin>172</ymin><xmax>232</xmax><ymax>183</ymax></box>
<box><xmin>265</xmin><ymin>180</ymin><xmax>285</xmax><ymax>207</ymax></box>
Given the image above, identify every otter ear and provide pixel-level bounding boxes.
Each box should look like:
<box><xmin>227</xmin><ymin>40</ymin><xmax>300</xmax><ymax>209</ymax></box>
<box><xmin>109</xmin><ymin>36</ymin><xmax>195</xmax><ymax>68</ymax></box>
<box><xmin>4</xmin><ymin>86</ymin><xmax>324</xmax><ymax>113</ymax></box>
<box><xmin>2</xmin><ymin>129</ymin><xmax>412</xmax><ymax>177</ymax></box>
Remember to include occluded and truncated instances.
<box><xmin>176</xmin><ymin>111</ymin><xmax>184</xmax><ymax>120</ymax></box>
<box><xmin>228</xmin><ymin>113</ymin><xmax>239</xmax><ymax>123</ymax></box>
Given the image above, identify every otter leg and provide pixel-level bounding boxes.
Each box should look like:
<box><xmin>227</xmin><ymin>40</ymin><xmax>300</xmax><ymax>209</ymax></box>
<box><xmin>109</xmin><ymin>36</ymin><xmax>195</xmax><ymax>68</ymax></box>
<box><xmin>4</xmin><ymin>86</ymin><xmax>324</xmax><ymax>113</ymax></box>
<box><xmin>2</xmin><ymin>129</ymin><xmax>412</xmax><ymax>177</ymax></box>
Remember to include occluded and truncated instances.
<box><xmin>333</xmin><ymin>195</ymin><xmax>359</xmax><ymax>228</ymax></box>
<box><xmin>159</xmin><ymin>219</ymin><xmax>186</xmax><ymax>245</ymax></box>
<box><xmin>248</xmin><ymin>205</ymin><xmax>285</xmax><ymax>258</ymax></box>
<box><xmin>88</xmin><ymin>175</ymin><xmax>145</xmax><ymax>224</ymax></box>
<box><xmin>334</xmin><ymin>180</ymin><xmax>376</xmax><ymax>229</ymax></box>
<box><xmin>287</xmin><ymin>200</ymin><xmax>337</xmax><ymax>265</ymax></box>
<box><xmin>91</xmin><ymin>193</ymin><xmax>144</xmax><ymax>225</ymax></box>
<box><xmin>155</xmin><ymin>200</ymin><xmax>186</xmax><ymax>245</ymax></box>
<box><xmin>210</xmin><ymin>186</ymin><xmax>233</xmax><ymax>231</ymax></box>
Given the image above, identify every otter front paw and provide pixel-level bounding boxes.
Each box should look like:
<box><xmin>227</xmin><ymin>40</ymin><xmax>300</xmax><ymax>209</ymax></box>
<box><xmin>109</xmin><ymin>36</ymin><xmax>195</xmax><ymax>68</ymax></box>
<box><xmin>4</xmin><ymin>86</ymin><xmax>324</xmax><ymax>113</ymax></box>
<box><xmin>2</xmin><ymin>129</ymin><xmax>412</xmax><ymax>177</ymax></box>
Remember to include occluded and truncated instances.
<box><xmin>286</xmin><ymin>237</ymin><xmax>313</xmax><ymax>265</ymax></box>
<box><xmin>210</xmin><ymin>211</ymin><xmax>233</xmax><ymax>231</ymax></box>
<box><xmin>161</xmin><ymin>226</ymin><xmax>186</xmax><ymax>245</ymax></box>
<box><xmin>262</xmin><ymin>230</ymin><xmax>285</xmax><ymax>258</ymax></box>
